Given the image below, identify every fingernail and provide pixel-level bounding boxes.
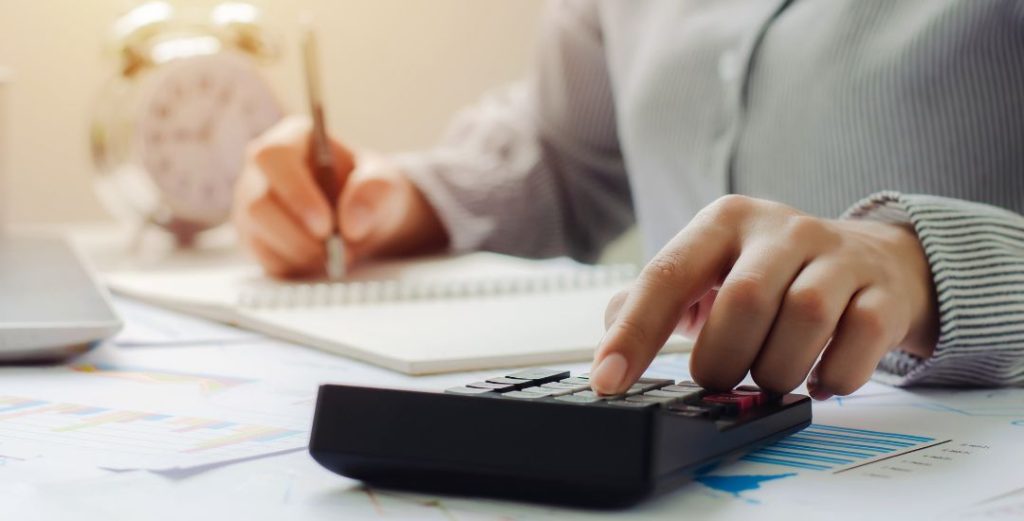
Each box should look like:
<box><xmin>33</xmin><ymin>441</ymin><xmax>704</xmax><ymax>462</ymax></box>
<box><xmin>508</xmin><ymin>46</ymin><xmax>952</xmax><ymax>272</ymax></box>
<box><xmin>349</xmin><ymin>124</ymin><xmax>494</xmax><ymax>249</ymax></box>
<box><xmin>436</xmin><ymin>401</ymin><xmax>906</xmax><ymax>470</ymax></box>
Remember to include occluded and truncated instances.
<box><xmin>591</xmin><ymin>353</ymin><xmax>628</xmax><ymax>395</ymax></box>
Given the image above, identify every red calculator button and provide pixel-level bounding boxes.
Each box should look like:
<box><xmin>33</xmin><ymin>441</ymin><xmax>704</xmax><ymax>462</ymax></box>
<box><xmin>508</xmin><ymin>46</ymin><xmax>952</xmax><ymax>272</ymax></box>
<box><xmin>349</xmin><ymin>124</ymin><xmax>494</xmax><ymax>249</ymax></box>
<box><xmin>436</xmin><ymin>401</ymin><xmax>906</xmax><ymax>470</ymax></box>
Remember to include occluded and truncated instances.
<box><xmin>730</xmin><ymin>389</ymin><xmax>766</xmax><ymax>406</ymax></box>
<box><xmin>702</xmin><ymin>393</ymin><xmax>757</xmax><ymax>413</ymax></box>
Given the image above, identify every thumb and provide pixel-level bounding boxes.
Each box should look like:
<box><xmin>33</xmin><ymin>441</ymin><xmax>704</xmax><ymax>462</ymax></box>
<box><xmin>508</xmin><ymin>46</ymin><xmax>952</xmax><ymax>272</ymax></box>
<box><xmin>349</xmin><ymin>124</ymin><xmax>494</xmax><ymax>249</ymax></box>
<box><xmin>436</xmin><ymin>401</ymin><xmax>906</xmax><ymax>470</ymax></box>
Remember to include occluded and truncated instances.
<box><xmin>339</xmin><ymin>167</ymin><xmax>408</xmax><ymax>263</ymax></box>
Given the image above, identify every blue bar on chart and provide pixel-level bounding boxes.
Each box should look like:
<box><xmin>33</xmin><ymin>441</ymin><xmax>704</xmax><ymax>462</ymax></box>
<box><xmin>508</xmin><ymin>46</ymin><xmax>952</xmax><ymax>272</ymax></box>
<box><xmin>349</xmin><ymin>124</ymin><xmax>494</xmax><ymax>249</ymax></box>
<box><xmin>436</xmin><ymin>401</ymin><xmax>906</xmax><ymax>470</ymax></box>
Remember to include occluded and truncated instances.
<box><xmin>741</xmin><ymin>424</ymin><xmax>937</xmax><ymax>472</ymax></box>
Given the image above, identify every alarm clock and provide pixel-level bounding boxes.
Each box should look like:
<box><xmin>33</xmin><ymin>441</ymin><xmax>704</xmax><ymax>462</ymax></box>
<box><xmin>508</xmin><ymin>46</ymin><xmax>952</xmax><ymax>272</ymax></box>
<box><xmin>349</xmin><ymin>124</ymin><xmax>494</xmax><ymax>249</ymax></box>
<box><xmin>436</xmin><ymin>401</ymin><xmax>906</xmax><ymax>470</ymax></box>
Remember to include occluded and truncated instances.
<box><xmin>91</xmin><ymin>1</ymin><xmax>284</xmax><ymax>246</ymax></box>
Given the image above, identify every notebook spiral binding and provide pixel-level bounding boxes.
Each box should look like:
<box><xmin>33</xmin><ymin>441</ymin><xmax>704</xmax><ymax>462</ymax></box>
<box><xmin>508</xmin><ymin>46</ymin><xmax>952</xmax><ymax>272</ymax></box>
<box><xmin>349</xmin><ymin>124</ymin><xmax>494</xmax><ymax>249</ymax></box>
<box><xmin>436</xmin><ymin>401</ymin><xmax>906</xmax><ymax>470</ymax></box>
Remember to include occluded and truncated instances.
<box><xmin>236</xmin><ymin>264</ymin><xmax>638</xmax><ymax>309</ymax></box>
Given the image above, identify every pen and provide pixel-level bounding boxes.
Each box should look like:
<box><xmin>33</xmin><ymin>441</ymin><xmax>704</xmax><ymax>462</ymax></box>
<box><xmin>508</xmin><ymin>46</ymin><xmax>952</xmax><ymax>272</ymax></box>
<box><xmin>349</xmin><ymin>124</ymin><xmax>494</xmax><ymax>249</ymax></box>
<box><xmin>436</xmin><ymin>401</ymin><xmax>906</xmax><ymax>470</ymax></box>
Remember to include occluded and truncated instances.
<box><xmin>301</xmin><ymin>26</ymin><xmax>346</xmax><ymax>280</ymax></box>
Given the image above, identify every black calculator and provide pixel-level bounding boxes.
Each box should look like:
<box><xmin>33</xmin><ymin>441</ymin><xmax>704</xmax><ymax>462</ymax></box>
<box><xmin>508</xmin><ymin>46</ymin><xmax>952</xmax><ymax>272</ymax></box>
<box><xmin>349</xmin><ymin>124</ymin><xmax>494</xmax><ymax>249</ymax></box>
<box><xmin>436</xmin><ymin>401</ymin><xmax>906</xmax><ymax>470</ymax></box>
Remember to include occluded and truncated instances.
<box><xmin>309</xmin><ymin>368</ymin><xmax>811</xmax><ymax>507</ymax></box>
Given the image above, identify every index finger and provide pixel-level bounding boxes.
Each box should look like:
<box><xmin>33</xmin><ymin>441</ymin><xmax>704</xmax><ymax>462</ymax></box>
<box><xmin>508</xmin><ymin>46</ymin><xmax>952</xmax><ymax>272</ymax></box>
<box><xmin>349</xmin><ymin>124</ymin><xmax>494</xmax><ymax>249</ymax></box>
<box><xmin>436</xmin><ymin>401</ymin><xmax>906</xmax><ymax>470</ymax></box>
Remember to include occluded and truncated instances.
<box><xmin>249</xmin><ymin>117</ymin><xmax>354</xmax><ymax>239</ymax></box>
<box><xmin>591</xmin><ymin>212</ymin><xmax>738</xmax><ymax>395</ymax></box>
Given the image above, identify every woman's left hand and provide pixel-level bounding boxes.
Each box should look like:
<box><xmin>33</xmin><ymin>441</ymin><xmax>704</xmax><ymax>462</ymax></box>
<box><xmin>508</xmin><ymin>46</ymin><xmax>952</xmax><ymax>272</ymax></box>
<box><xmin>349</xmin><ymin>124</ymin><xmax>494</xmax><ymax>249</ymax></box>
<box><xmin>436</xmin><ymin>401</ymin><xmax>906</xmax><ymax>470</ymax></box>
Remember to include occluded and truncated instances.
<box><xmin>591</xmin><ymin>195</ymin><xmax>939</xmax><ymax>400</ymax></box>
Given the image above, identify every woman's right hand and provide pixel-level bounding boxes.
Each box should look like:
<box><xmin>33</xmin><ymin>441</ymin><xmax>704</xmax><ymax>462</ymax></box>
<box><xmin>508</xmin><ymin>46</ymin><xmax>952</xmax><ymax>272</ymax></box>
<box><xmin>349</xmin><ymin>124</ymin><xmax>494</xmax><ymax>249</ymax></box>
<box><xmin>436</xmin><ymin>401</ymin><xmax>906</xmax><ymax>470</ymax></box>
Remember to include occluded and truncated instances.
<box><xmin>233</xmin><ymin>117</ymin><xmax>449</xmax><ymax>278</ymax></box>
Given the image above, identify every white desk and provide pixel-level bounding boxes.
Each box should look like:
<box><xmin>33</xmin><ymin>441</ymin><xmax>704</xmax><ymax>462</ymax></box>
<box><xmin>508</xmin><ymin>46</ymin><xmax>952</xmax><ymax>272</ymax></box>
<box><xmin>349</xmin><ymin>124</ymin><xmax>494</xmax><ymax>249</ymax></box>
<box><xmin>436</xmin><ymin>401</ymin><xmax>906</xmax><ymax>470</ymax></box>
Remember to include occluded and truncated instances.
<box><xmin>0</xmin><ymin>223</ymin><xmax>1021</xmax><ymax>520</ymax></box>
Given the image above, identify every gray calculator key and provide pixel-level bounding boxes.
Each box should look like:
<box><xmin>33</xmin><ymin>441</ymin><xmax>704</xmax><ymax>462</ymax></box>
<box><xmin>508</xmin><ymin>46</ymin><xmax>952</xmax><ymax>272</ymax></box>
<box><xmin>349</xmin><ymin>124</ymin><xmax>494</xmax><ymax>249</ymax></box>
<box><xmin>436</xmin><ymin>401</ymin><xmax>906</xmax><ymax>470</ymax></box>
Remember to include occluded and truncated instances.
<box><xmin>645</xmin><ymin>389</ymin><xmax>701</xmax><ymax>400</ymax></box>
<box><xmin>554</xmin><ymin>394</ymin><xmax>601</xmax><ymax>404</ymax></box>
<box><xmin>575</xmin><ymin>390</ymin><xmax>625</xmax><ymax>400</ymax></box>
<box><xmin>467</xmin><ymin>381</ymin><xmax>515</xmax><ymax>391</ymax></box>
<box><xmin>505</xmin><ymin>368</ymin><xmax>571</xmax><ymax>382</ymax></box>
<box><xmin>608</xmin><ymin>399</ymin><xmax>656</xmax><ymax>408</ymax></box>
<box><xmin>486</xmin><ymin>377</ymin><xmax>529</xmax><ymax>388</ymax></box>
<box><xmin>503</xmin><ymin>390</ymin><xmax>553</xmax><ymax>399</ymax></box>
<box><xmin>445</xmin><ymin>386</ymin><xmax>494</xmax><ymax>395</ymax></box>
<box><xmin>671</xmin><ymin>381</ymin><xmax>703</xmax><ymax>389</ymax></box>
<box><xmin>559</xmin><ymin>377</ymin><xmax>591</xmax><ymax>386</ymax></box>
<box><xmin>626</xmin><ymin>394</ymin><xmax>679</xmax><ymax>404</ymax></box>
<box><xmin>635</xmin><ymin>378</ymin><xmax>674</xmax><ymax>389</ymax></box>
<box><xmin>539</xmin><ymin>383</ymin><xmax>587</xmax><ymax>396</ymax></box>
<box><xmin>661</xmin><ymin>385</ymin><xmax>704</xmax><ymax>394</ymax></box>
<box><xmin>540</xmin><ymin>382</ymin><xmax>585</xmax><ymax>390</ymax></box>
<box><xmin>666</xmin><ymin>403</ymin><xmax>720</xmax><ymax>419</ymax></box>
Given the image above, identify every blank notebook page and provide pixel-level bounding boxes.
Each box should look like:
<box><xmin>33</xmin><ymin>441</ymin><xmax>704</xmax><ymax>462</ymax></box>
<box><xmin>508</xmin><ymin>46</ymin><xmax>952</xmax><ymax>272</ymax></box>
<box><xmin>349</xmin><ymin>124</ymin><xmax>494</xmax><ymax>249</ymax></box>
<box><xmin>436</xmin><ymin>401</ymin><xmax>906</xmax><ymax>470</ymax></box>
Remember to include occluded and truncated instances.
<box><xmin>106</xmin><ymin>253</ymin><xmax>692</xmax><ymax>374</ymax></box>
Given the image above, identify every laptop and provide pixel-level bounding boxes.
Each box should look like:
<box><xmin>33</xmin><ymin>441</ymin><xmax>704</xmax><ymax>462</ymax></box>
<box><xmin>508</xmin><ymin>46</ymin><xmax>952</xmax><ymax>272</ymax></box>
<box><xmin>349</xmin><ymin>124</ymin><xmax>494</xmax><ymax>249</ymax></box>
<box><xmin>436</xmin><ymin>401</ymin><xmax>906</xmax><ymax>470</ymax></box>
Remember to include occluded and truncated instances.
<box><xmin>0</xmin><ymin>69</ymin><xmax>122</xmax><ymax>361</ymax></box>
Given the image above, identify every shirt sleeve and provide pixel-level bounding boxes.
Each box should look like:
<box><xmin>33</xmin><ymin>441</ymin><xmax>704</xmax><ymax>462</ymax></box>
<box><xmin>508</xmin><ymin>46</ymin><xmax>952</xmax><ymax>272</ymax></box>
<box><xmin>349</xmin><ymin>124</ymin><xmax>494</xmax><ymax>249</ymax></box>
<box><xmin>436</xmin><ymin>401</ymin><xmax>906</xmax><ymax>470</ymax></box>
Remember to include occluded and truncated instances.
<box><xmin>844</xmin><ymin>191</ymin><xmax>1024</xmax><ymax>387</ymax></box>
<box><xmin>390</xmin><ymin>0</ymin><xmax>633</xmax><ymax>263</ymax></box>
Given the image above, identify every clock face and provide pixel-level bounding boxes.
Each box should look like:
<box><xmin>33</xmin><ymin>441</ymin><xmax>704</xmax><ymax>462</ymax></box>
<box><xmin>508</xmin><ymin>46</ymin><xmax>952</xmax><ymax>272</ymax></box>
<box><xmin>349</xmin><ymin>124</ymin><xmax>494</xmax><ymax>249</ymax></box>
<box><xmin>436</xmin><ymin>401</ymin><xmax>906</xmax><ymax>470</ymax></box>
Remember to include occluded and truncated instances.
<box><xmin>135</xmin><ymin>52</ymin><xmax>283</xmax><ymax>225</ymax></box>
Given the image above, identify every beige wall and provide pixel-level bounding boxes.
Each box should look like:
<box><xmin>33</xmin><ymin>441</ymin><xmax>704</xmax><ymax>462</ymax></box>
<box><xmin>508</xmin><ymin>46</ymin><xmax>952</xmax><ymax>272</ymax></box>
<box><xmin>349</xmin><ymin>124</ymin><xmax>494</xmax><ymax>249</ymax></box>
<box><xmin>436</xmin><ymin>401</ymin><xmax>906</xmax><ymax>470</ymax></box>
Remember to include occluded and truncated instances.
<box><xmin>0</xmin><ymin>0</ymin><xmax>544</xmax><ymax>224</ymax></box>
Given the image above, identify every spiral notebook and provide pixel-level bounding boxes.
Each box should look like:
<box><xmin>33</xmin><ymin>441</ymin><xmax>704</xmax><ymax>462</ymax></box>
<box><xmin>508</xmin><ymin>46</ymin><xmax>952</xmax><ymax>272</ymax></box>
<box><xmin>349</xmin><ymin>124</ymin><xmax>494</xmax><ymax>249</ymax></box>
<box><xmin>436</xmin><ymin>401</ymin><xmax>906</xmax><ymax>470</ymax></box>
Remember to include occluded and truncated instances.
<box><xmin>105</xmin><ymin>253</ymin><xmax>692</xmax><ymax>374</ymax></box>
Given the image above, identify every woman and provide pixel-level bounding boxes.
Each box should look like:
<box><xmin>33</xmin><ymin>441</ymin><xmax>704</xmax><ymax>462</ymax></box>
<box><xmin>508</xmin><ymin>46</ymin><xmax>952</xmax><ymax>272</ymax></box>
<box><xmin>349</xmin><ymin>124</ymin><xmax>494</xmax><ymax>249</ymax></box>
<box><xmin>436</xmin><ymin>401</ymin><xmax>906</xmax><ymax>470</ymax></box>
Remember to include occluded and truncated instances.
<box><xmin>234</xmin><ymin>0</ymin><xmax>1024</xmax><ymax>399</ymax></box>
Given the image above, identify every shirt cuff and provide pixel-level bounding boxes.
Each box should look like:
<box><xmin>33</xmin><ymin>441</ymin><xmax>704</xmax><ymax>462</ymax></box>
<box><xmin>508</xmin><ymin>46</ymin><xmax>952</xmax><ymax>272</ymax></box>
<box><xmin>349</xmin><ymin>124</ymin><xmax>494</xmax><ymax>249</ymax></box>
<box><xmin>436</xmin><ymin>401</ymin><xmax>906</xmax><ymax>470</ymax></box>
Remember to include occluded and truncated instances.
<box><xmin>390</xmin><ymin>151</ymin><xmax>495</xmax><ymax>253</ymax></box>
<box><xmin>844</xmin><ymin>191</ymin><xmax>1024</xmax><ymax>387</ymax></box>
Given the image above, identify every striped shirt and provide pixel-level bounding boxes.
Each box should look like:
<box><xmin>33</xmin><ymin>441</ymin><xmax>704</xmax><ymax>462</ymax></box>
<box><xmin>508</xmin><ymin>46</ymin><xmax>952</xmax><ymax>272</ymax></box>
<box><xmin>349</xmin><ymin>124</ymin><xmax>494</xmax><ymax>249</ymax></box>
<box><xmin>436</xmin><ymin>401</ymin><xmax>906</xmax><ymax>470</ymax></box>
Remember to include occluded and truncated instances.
<box><xmin>393</xmin><ymin>0</ymin><xmax>1024</xmax><ymax>387</ymax></box>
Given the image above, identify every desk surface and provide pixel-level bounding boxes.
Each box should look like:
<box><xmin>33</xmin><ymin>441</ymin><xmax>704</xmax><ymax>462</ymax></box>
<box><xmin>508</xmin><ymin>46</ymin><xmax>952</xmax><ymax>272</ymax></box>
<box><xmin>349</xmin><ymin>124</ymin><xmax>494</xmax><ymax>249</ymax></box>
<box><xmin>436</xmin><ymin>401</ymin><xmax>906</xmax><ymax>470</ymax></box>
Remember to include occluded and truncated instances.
<box><xmin>0</xmin><ymin>224</ymin><xmax>1021</xmax><ymax>520</ymax></box>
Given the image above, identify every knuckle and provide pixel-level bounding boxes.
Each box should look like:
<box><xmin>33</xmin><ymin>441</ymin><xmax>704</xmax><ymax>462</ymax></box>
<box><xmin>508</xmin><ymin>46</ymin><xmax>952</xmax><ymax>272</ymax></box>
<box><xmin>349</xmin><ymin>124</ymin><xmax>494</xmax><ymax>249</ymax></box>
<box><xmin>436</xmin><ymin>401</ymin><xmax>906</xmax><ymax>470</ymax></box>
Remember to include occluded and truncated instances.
<box><xmin>722</xmin><ymin>273</ymin><xmax>771</xmax><ymax>315</ymax></box>
<box><xmin>849</xmin><ymin>304</ymin><xmax>890</xmax><ymax>340</ymax></box>
<box><xmin>641</xmin><ymin>251</ymin><xmax>687</xmax><ymax>289</ymax></box>
<box><xmin>786</xmin><ymin>286</ymin><xmax>832</xmax><ymax>324</ymax></box>
<box><xmin>704</xmin><ymin>194</ymin><xmax>756</xmax><ymax>222</ymax></box>
<box><xmin>783</xmin><ymin>215</ymin><xmax>825</xmax><ymax>243</ymax></box>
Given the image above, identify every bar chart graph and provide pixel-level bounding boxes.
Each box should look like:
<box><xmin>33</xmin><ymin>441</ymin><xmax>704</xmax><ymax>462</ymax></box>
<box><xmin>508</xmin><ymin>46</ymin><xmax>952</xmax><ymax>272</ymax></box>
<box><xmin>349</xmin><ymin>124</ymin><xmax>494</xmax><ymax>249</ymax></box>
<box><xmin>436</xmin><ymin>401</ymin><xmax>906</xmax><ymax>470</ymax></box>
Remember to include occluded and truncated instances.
<box><xmin>70</xmin><ymin>363</ymin><xmax>255</xmax><ymax>396</ymax></box>
<box><xmin>741</xmin><ymin>424</ymin><xmax>941</xmax><ymax>472</ymax></box>
<box><xmin>0</xmin><ymin>395</ymin><xmax>305</xmax><ymax>470</ymax></box>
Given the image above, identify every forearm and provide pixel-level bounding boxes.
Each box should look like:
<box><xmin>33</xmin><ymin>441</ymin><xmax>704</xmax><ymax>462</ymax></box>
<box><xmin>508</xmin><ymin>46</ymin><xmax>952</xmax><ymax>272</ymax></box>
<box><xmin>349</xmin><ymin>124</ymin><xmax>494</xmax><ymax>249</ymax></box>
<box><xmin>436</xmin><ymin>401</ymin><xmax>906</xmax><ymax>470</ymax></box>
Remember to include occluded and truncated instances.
<box><xmin>390</xmin><ymin>0</ymin><xmax>633</xmax><ymax>262</ymax></box>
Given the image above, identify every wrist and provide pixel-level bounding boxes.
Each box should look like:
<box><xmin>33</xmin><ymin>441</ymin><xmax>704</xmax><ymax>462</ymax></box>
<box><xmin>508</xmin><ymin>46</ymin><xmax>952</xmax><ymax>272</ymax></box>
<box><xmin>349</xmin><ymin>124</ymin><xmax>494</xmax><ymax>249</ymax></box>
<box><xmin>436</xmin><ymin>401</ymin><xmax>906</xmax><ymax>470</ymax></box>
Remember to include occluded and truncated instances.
<box><xmin>888</xmin><ymin>222</ymin><xmax>938</xmax><ymax>359</ymax></box>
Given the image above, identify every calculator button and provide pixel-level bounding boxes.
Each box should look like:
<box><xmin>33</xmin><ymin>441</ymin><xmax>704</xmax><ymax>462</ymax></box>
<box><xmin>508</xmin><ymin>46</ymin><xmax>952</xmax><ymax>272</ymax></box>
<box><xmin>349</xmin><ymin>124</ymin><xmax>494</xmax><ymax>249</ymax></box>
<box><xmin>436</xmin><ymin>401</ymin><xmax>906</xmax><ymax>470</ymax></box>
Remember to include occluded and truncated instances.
<box><xmin>674</xmin><ymin>380</ymin><xmax>703</xmax><ymax>388</ymax></box>
<box><xmin>734</xmin><ymin>386</ymin><xmax>780</xmax><ymax>405</ymax></box>
<box><xmin>608</xmin><ymin>399</ymin><xmax>656</xmax><ymax>408</ymax></box>
<box><xmin>644</xmin><ymin>389</ymin><xmax>702</xmax><ymax>400</ymax></box>
<box><xmin>505</xmin><ymin>368</ymin><xmax>571</xmax><ymax>384</ymax></box>
<box><xmin>701</xmin><ymin>393</ymin><xmax>756</xmax><ymax>414</ymax></box>
<box><xmin>635</xmin><ymin>378</ymin><xmax>673</xmax><ymax>390</ymax></box>
<box><xmin>661</xmin><ymin>385</ymin><xmax>704</xmax><ymax>394</ymax></box>
<box><xmin>503</xmin><ymin>390</ymin><xmax>554</xmax><ymax>399</ymax></box>
<box><xmin>539</xmin><ymin>383</ymin><xmax>587</xmax><ymax>396</ymax></box>
<box><xmin>485</xmin><ymin>377</ymin><xmax>531</xmax><ymax>388</ymax></box>
<box><xmin>553</xmin><ymin>394</ymin><xmax>601</xmax><ymax>404</ymax></box>
<box><xmin>467</xmin><ymin>381</ymin><xmax>515</xmax><ymax>391</ymax></box>
<box><xmin>731</xmin><ymin>390</ymin><xmax>767</xmax><ymax>406</ymax></box>
<box><xmin>665</xmin><ymin>403</ymin><xmax>719</xmax><ymax>419</ymax></box>
<box><xmin>445</xmin><ymin>386</ymin><xmax>495</xmax><ymax>395</ymax></box>
<box><xmin>575</xmin><ymin>390</ymin><xmax>624</xmax><ymax>400</ymax></box>
<box><xmin>626</xmin><ymin>394</ymin><xmax>678</xmax><ymax>404</ymax></box>
<box><xmin>540</xmin><ymin>382</ymin><xmax>585</xmax><ymax>390</ymax></box>
<box><xmin>558</xmin><ymin>377</ymin><xmax>590</xmax><ymax>386</ymax></box>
